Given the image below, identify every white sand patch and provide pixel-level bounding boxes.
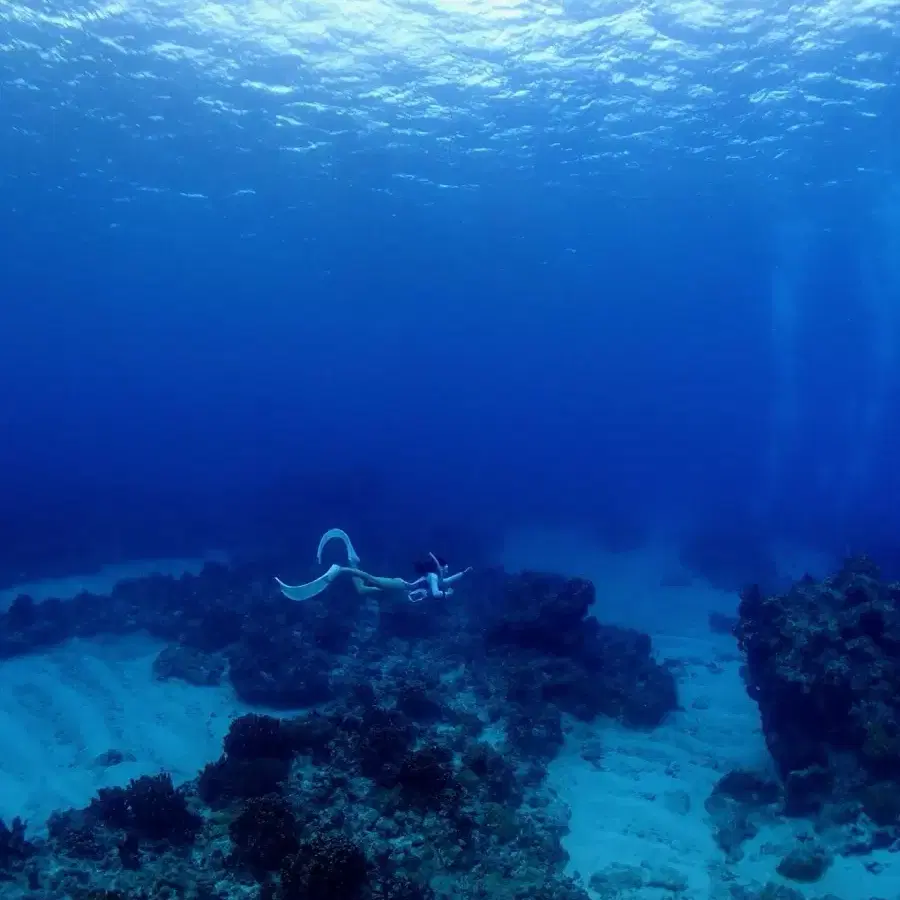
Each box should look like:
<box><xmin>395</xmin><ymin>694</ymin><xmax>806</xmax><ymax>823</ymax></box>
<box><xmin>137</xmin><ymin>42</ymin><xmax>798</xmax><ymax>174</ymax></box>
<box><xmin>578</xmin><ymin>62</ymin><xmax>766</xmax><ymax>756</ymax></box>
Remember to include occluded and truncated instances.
<box><xmin>0</xmin><ymin>554</ymin><xmax>242</xmax><ymax>834</ymax></box>
<box><xmin>548</xmin><ymin>637</ymin><xmax>766</xmax><ymax>899</ymax></box>
<box><xmin>0</xmin><ymin>632</ymin><xmax>248</xmax><ymax>832</ymax></box>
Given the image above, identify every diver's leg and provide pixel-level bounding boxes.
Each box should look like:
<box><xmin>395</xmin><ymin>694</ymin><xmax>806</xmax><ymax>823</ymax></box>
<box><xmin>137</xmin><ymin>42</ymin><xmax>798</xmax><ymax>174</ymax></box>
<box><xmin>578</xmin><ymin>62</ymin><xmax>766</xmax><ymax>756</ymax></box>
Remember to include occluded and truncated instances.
<box><xmin>352</xmin><ymin>577</ymin><xmax>383</xmax><ymax>595</ymax></box>
<box><xmin>343</xmin><ymin>567</ymin><xmax>412</xmax><ymax>592</ymax></box>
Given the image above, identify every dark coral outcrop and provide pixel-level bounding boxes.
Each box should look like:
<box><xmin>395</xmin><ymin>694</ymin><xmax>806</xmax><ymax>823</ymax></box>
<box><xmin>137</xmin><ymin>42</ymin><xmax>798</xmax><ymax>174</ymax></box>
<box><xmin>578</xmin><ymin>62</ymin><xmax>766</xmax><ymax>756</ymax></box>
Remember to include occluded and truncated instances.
<box><xmin>280</xmin><ymin>834</ymin><xmax>369</xmax><ymax>900</ymax></box>
<box><xmin>395</xmin><ymin>744</ymin><xmax>462</xmax><ymax>812</ymax></box>
<box><xmin>229</xmin><ymin>794</ymin><xmax>299</xmax><ymax>873</ymax></box>
<box><xmin>736</xmin><ymin>556</ymin><xmax>900</xmax><ymax>814</ymax></box>
<box><xmin>0</xmin><ymin>816</ymin><xmax>35</xmax><ymax>876</ymax></box>
<box><xmin>475</xmin><ymin>570</ymin><xmax>677</xmax><ymax>728</ymax></box>
<box><xmin>198</xmin><ymin>713</ymin><xmax>298</xmax><ymax>807</ymax></box>
<box><xmin>90</xmin><ymin>773</ymin><xmax>201</xmax><ymax>844</ymax></box>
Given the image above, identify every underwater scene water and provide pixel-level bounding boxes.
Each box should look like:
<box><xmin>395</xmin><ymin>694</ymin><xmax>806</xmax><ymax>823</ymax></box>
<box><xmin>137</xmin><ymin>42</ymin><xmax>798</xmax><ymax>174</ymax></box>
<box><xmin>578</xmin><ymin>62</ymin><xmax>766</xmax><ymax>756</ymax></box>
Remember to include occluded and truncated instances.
<box><xmin>1</xmin><ymin>0</ymin><xmax>900</xmax><ymax>898</ymax></box>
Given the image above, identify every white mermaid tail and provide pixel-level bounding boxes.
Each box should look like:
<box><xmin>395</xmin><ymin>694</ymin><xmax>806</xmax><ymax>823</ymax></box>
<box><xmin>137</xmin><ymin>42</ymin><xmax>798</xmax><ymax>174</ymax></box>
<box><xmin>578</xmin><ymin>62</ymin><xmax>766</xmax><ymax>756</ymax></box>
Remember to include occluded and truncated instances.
<box><xmin>316</xmin><ymin>527</ymin><xmax>360</xmax><ymax>567</ymax></box>
<box><xmin>276</xmin><ymin>529</ymin><xmax>413</xmax><ymax>601</ymax></box>
<box><xmin>275</xmin><ymin>563</ymin><xmax>344</xmax><ymax>602</ymax></box>
<box><xmin>313</xmin><ymin>527</ymin><xmax>384</xmax><ymax>593</ymax></box>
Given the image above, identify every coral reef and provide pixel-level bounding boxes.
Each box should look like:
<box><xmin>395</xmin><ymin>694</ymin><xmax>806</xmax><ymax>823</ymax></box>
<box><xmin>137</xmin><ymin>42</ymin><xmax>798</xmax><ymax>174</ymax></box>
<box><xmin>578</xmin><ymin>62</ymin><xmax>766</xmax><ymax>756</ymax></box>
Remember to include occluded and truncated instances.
<box><xmin>0</xmin><ymin>561</ymin><xmax>678</xmax><ymax>900</ymax></box>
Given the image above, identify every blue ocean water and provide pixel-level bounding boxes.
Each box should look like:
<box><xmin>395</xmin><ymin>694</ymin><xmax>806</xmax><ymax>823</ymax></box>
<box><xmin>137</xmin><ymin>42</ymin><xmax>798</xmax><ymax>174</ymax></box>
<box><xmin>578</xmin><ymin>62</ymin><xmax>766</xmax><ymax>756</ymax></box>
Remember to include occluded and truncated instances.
<box><xmin>2</xmin><ymin>0</ymin><xmax>898</xmax><ymax>581</ymax></box>
<box><xmin>2</xmin><ymin>3</ymin><xmax>900</xmax><ymax>899</ymax></box>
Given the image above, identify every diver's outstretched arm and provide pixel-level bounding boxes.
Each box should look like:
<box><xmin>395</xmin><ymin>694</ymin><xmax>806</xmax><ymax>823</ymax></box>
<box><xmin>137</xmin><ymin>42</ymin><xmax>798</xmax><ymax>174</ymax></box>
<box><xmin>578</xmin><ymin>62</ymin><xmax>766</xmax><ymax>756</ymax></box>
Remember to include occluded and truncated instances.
<box><xmin>407</xmin><ymin>567</ymin><xmax>472</xmax><ymax>603</ymax></box>
<box><xmin>443</xmin><ymin>567</ymin><xmax>473</xmax><ymax>586</ymax></box>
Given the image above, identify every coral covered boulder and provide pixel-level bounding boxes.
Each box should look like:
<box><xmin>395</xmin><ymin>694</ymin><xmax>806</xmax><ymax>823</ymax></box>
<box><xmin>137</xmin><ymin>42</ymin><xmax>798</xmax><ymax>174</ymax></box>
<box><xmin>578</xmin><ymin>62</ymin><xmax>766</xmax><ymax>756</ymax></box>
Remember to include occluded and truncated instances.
<box><xmin>90</xmin><ymin>773</ymin><xmax>201</xmax><ymax>844</ymax></box>
<box><xmin>475</xmin><ymin>570</ymin><xmax>677</xmax><ymax>728</ymax></box>
<box><xmin>736</xmin><ymin>556</ymin><xmax>900</xmax><ymax>812</ymax></box>
<box><xmin>229</xmin><ymin>794</ymin><xmax>299</xmax><ymax>873</ymax></box>
<box><xmin>198</xmin><ymin>713</ymin><xmax>298</xmax><ymax>807</ymax></box>
<box><xmin>280</xmin><ymin>834</ymin><xmax>369</xmax><ymax>900</ymax></box>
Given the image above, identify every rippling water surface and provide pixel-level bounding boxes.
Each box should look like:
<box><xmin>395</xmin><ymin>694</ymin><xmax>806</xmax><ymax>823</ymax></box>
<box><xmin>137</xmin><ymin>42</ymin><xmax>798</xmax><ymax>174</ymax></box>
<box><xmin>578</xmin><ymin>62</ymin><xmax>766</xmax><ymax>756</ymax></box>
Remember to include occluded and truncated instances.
<box><xmin>1</xmin><ymin>0</ymin><xmax>897</xmax><ymax>214</ymax></box>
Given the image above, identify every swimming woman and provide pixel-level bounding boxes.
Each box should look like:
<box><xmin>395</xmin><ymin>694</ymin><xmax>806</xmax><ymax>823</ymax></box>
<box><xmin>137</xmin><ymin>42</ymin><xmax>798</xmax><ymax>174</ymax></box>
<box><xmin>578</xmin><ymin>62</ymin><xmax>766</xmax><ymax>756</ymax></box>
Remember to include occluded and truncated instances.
<box><xmin>275</xmin><ymin>528</ymin><xmax>472</xmax><ymax>604</ymax></box>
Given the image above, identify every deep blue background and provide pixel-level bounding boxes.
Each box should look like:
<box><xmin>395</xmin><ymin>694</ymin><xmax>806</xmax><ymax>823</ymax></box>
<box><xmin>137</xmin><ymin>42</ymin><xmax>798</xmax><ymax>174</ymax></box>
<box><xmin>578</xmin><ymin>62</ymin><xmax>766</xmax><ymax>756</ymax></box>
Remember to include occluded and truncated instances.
<box><xmin>1</xmin><ymin>0</ymin><xmax>898</xmax><ymax>583</ymax></box>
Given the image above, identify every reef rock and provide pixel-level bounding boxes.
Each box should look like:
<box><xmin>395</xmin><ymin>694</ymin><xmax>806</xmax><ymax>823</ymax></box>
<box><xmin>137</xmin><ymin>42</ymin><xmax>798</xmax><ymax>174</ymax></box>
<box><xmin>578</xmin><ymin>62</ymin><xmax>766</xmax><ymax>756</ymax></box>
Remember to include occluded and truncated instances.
<box><xmin>736</xmin><ymin>556</ymin><xmax>900</xmax><ymax>813</ymax></box>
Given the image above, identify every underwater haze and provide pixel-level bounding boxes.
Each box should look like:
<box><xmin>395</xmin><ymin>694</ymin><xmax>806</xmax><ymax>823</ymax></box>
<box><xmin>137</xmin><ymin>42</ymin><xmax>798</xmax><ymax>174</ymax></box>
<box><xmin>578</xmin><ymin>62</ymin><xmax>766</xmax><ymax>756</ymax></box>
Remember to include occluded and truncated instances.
<box><xmin>1</xmin><ymin>0</ymin><xmax>900</xmax><ymax>582</ymax></box>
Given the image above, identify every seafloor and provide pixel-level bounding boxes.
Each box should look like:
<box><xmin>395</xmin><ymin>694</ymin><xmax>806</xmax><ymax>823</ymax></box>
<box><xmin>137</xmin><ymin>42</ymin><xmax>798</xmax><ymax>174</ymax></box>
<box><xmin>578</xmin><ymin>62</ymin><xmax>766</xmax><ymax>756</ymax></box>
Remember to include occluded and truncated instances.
<box><xmin>0</xmin><ymin>528</ymin><xmax>894</xmax><ymax>900</ymax></box>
